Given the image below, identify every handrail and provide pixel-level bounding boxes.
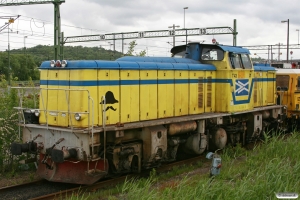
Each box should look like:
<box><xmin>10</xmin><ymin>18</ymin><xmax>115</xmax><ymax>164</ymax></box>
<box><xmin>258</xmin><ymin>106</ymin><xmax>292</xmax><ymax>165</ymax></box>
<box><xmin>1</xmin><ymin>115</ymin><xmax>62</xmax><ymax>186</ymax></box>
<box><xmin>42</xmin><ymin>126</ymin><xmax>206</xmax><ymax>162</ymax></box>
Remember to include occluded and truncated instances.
<box><xmin>12</xmin><ymin>86</ymin><xmax>95</xmax><ymax>132</ymax></box>
<box><xmin>101</xmin><ymin>95</ymin><xmax>106</xmax><ymax>171</ymax></box>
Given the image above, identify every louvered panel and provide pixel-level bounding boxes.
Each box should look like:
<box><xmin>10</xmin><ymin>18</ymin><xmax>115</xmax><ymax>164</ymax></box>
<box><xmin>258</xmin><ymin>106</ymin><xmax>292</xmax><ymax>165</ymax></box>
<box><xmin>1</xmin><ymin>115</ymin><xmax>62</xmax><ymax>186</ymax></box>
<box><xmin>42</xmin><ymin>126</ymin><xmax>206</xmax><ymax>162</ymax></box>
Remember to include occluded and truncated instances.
<box><xmin>198</xmin><ymin>77</ymin><xmax>203</xmax><ymax>108</ymax></box>
<box><xmin>207</xmin><ymin>77</ymin><xmax>212</xmax><ymax>107</ymax></box>
<box><xmin>254</xmin><ymin>81</ymin><xmax>257</xmax><ymax>103</ymax></box>
<box><xmin>207</xmin><ymin>93</ymin><xmax>212</xmax><ymax>107</ymax></box>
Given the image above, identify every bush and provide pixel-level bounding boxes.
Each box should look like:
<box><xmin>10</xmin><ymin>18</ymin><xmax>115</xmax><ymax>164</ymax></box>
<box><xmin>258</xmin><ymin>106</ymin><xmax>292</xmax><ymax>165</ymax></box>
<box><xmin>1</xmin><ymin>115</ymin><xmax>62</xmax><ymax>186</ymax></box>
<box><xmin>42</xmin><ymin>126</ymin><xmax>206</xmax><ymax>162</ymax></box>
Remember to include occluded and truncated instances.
<box><xmin>0</xmin><ymin>76</ymin><xmax>34</xmax><ymax>173</ymax></box>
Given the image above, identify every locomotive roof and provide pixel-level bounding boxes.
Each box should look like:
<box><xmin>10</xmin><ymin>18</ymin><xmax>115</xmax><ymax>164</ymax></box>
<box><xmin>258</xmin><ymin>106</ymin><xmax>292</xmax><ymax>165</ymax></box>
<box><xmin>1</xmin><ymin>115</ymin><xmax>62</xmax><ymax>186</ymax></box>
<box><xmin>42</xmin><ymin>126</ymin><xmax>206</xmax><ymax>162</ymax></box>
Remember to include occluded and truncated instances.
<box><xmin>218</xmin><ymin>45</ymin><xmax>250</xmax><ymax>54</ymax></box>
<box><xmin>275</xmin><ymin>68</ymin><xmax>300</xmax><ymax>74</ymax></box>
<box><xmin>40</xmin><ymin>60</ymin><xmax>216</xmax><ymax>71</ymax></box>
<box><xmin>170</xmin><ymin>43</ymin><xmax>251</xmax><ymax>55</ymax></box>
<box><xmin>116</xmin><ymin>56</ymin><xmax>200</xmax><ymax>63</ymax></box>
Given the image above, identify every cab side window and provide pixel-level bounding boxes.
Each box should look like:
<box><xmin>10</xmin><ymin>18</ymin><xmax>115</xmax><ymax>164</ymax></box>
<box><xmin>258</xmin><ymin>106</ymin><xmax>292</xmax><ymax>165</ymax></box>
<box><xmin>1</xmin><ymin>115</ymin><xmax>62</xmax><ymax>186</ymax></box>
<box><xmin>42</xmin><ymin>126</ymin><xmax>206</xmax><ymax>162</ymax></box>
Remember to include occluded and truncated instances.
<box><xmin>276</xmin><ymin>75</ymin><xmax>289</xmax><ymax>91</ymax></box>
<box><xmin>229</xmin><ymin>53</ymin><xmax>242</xmax><ymax>69</ymax></box>
<box><xmin>201</xmin><ymin>47</ymin><xmax>224</xmax><ymax>61</ymax></box>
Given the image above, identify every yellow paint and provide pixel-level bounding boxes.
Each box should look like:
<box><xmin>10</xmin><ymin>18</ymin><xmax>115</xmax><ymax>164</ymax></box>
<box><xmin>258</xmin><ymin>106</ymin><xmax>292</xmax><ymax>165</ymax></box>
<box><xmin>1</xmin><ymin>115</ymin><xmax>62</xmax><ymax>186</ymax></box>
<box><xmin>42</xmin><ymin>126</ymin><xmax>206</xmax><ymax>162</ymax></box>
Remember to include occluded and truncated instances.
<box><xmin>69</xmin><ymin>69</ymin><xmax>98</xmax><ymax>127</ymax></box>
<box><xmin>98</xmin><ymin>69</ymin><xmax>120</xmax><ymax>125</ymax></box>
<box><xmin>39</xmin><ymin>70</ymin><xmax>48</xmax><ymax>124</ymax></box>
<box><xmin>39</xmin><ymin>52</ymin><xmax>278</xmax><ymax>129</ymax></box>
<box><xmin>140</xmin><ymin>70</ymin><xmax>157</xmax><ymax>120</ymax></box>
<box><xmin>120</xmin><ymin>70</ymin><xmax>139</xmax><ymax>122</ymax></box>
<box><xmin>174</xmin><ymin>71</ymin><xmax>188</xmax><ymax>116</ymax></box>
<box><xmin>267</xmin><ymin>72</ymin><xmax>276</xmax><ymax>105</ymax></box>
<box><xmin>276</xmin><ymin>69</ymin><xmax>300</xmax><ymax>116</ymax></box>
<box><xmin>189</xmin><ymin>71</ymin><xmax>205</xmax><ymax>114</ymax></box>
<box><xmin>214</xmin><ymin>53</ymin><xmax>254</xmax><ymax>113</ymax></box>
<box><xmin>157</xmin><ymin>70</ymin><xmax>174</xmax><ymax>118</ymax></box>
<box><xmin>57</xmin><ymin>70</ymin><xmax>69</xmax><ymax>126</ymax></box>
<box><xmin>47</xmin><ymin>70</ymin><xmax>59</xmax><ymax>126</ymax></box>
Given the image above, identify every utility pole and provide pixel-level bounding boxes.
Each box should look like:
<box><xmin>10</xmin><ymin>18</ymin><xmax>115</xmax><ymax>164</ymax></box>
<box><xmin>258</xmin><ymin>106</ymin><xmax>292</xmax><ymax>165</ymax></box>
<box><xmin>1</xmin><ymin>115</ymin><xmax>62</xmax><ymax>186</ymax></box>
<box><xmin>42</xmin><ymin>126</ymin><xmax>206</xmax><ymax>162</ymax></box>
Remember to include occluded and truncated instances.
<box><xmin>24</xmin><ymin>36</ymin><xmax>28</xmax><ymax>54</ymax></box>
<box><xmin>275</xmin><ymin>43</ymin><xmax>283</xmax><ymax>61</ymax></box>
<box><xmin>184</xmin><ymin>7</ymin><xmax>188</xmax><ymax>45</ymax></box>
<box><xmin>281</xmin><ymin>19</ymin><xmax>289</xmax><ymax>63</ymax></box>
<box><xmin>0</xmin><ymin>0</ymin><xmax>66</xmax><ymax>60</ymax></box>
<box><xmin>7</xmin><ymin>22</ymin><xmax>11</xmax><ymax>85</ymax></box>
<box><xmin>168</xmin><ymin>24</ymin><xmax>180</xmax><ymax>47</ymax></box>
<box><xmin>24</xmin><ymin>36</ymin><xmax>28</xmax><ymax>67</ymax></box>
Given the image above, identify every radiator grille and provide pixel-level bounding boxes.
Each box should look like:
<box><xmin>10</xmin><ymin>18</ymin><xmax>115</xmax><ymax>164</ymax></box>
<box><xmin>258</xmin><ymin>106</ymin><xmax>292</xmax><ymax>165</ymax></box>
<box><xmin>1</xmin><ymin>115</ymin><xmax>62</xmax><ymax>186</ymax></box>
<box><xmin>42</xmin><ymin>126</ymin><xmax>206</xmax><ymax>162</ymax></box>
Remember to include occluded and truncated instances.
<box><xmin>198</xmin><ymin>77</ymin><xmax>203</xmax><ymax>108</ymax></box>
<box><xmin>207</xmin><ymin>77</ymin><xmax>212</xmax><ymax>107</ymax></box>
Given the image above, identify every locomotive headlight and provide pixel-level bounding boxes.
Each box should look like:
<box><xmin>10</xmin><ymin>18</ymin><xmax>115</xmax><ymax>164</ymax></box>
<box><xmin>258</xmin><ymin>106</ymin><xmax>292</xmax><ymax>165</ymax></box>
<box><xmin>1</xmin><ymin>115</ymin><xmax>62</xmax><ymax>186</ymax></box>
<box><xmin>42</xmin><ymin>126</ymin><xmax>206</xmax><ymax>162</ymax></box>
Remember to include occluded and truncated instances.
<box><xmin>50</xmin><ymin>60</ymin><xmax>55</xmax><ymax>67</ymax></box>
<box><xmin>61</xmin><ymin>60</ymin><xmax>67</xmax><ymax>68</ymax></box>
<box><xmin>34</xmin><ymin>110</ymin><xmax>40</xmax><ymax>117</ymax></box>
<box><xmin>74</xmin><ymin>113</ymin><xmax>81</xmax><ymax>121</ymax></box>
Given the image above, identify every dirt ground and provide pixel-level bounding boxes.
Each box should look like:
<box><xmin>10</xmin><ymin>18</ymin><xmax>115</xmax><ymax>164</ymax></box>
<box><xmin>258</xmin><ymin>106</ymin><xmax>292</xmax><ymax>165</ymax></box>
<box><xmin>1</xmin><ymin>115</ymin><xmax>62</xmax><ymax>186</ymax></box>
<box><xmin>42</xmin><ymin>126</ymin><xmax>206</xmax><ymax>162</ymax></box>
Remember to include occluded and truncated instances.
<box><xmin>0</xmin><ymin>170</ymin><xmax>40</xmax><ymax>188</ymax></box>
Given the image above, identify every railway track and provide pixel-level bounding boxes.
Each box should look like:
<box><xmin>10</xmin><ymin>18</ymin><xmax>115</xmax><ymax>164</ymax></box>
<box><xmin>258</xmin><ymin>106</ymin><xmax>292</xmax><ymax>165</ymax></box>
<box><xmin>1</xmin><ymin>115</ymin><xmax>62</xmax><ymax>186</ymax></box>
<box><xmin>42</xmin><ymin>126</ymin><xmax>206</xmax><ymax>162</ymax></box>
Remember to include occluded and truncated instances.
<box><xmin>0</xmin><ymin>179</ymin><xmax>80</xmax><ymax>200</ymax></box>
<box><xmin>0</xmin><ymin>137</ymin><xmax>276</xmax><ymax>200</ymax></box>
<box><xmin>31</xmin><ymin>155</ymin><xmax>209</xmax><ymax>200</ymax></box>
<box><xmin>0</xmin><ymin>179</ymin><xmax>44</xmax><ymax>194</ymax></box>
<box><xmin>0</xmin><ymin>135</ymin><xmax>270</xmax><ymax>200</ymax></box>
<box><xmin>0</xmin><ymin>155</ymin><xmax>208</xmax><ymax>200</ymax></box>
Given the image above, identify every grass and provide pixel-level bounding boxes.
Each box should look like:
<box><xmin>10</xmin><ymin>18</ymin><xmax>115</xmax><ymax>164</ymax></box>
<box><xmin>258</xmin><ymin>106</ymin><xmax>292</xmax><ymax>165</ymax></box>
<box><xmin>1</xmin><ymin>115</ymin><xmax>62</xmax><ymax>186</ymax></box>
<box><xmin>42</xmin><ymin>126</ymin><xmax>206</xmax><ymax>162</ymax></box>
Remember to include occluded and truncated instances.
<box><xmin>68</xmin><ymin>133</ymin><xmax>300</xmax><ymax>200</ymax></box>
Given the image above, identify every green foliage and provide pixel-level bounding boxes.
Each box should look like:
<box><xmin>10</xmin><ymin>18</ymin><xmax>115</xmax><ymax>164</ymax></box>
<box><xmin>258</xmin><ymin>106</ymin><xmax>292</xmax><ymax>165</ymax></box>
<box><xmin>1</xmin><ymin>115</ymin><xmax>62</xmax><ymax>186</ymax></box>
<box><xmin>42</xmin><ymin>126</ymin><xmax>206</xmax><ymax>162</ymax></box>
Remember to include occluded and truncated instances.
<box><xmin>125</xmin><ymin>40</ymin><xmax>147</xmax><ymax>56</ymax></box>
<box><xmin>0</xmin><ymin>83</ymin><xmax>19</xmax><ymax>173</ymax></box>
<box><xmin>4</xmin><ymin>43</ymin><xmax>146</xmax><ymax>83</ymax></box>
<box><xmin>9</xmin><ymin>44</ymin><xmax>124</xmax><ymax>65</ymax></box>
<box><xmin>0</xmin><ymin>76</ymin><xmax>39</xmax><ymax>173</ymax></box>
<box><xmin>72</xmin><ymin>134</ymin><xmax>300</xmax><ymax>200</ymax></box>
<box><xmin>251</xmin><ymin>56</ymin><xmax>267</xmax><ymax>63</ymax></box>
<box><xmin>222</xmin><ymin>143</ymin><xmax>248</xmax><ymax>161</ymax></box>
<box><xmin>126</xmin><ymin>41</ymin><xmax>137</xmax><ymax>56</ymax></box>
<box><xmin>0</xmin><ymin>52</ymin><xmax>39</xmax><ymax>81</ymax></box>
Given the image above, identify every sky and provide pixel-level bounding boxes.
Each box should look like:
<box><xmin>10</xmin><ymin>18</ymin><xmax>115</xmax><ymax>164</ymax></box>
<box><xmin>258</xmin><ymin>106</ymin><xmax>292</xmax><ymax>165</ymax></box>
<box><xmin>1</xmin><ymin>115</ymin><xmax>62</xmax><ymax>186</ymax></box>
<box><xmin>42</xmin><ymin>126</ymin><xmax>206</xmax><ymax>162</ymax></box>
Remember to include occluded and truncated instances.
<box><xmin>0</xmin><ymin>0</ymin><xmax>300</xmax><ymax>61</ymax></box>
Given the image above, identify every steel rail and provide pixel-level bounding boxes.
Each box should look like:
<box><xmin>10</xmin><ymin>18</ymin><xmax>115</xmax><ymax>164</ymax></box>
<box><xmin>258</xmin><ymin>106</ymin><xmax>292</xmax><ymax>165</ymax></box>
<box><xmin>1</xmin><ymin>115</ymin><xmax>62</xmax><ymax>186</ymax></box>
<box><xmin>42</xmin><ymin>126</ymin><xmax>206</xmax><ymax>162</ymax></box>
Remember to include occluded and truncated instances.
<box><xmin>30</xmin><ymin>155</ymin><xmax>208</xmax><ymax>200</ymax></box>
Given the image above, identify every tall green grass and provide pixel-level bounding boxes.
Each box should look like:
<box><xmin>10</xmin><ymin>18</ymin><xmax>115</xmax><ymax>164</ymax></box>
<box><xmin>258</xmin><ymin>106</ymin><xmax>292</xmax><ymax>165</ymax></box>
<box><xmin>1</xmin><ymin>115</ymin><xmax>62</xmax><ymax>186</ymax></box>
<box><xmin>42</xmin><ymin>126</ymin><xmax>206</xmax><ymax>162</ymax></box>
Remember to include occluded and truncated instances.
<box><xmin>70</xmin><ymin>133</ymin><xmax>300</xmax><ymax>200</ymax></box>
<box><xmin>0</xmin><ymin>77</ymin><xmax>38</xmax><ymax>175</ymax></box>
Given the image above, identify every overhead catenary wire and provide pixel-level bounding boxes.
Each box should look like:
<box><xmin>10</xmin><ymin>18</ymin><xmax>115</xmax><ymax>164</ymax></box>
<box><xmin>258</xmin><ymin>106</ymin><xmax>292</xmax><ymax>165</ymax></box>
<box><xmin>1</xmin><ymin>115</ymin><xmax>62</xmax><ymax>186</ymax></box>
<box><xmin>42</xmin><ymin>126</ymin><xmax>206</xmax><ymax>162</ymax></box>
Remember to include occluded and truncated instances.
<box><xmin>0</xmin><ymin>13</ymin><xmax>199</xmax><ymax>56</ymax></box>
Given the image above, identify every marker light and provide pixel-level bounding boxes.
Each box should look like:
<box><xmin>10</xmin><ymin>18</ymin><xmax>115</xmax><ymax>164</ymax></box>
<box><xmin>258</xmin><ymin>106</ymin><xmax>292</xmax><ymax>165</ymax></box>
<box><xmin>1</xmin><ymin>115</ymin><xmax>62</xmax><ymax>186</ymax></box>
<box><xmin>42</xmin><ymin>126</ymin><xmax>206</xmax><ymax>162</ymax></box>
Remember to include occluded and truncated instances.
<box><xmin>61</xmin><ymin>60</ymin><xmax>67</xmax><ymax>68</ymax></box>
<box><xmin>74</xmin><ymin>113</ymin><xmax>81</xmax><ymax>121</ymax></box>
<box><xmin>55</xmin><ymin>60</ymin><xmax>61</xmax><ymax>67</ymax></box>
<box><xmin>50</xmin><ymin>60</ymin><xmax>55</xmax><ymax>67</ymax></box>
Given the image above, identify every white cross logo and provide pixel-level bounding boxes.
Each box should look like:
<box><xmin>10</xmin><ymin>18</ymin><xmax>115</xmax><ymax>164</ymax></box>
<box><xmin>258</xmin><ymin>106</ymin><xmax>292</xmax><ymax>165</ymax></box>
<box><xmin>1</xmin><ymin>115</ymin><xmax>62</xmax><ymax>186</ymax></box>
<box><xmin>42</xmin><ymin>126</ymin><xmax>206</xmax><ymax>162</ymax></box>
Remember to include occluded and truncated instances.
<box><xmin>235</xmin><ymin>80</ymin><xmax>249</xmax><ymax>94</ymax></box>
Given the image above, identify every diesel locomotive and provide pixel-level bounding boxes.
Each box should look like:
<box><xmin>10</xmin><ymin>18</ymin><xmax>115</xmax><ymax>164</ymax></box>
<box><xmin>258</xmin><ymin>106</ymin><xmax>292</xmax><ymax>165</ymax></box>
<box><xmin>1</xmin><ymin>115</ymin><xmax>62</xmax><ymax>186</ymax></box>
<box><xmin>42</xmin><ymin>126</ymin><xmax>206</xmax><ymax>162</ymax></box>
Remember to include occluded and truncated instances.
<box><xmin>11</xmin><ymin>42</ymin><xmax>283</xmax><ymax>184</ymax></box>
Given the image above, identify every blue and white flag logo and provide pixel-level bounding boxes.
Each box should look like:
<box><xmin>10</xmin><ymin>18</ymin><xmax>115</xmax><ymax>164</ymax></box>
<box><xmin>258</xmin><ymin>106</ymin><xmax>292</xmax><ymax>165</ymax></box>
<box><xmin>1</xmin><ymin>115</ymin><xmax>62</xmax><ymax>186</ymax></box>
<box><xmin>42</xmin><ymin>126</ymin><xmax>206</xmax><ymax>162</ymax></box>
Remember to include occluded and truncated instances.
<box><xmin>235</xmin><ymin>79</ymin><xmax>249</xmax><ymax>96</ymax></box>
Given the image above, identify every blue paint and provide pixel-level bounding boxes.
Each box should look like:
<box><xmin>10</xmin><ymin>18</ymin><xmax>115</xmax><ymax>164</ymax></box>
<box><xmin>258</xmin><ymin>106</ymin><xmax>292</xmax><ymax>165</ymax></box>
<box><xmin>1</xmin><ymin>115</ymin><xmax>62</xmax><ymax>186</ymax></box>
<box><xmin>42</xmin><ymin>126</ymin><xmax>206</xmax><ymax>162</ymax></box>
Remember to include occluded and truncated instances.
<box><xmin>40</xmin><ymin>77</ymin><xmax>275</xmax><ymax>105</ymax></box>
<box><xmin>39</xmin><ymin>60</ymin><xmax>216</xmax><ymax>71</ymax></box>
<box><xmin>219</xmin><ymin>45</ymin><xmax>250</xmax><ymax>54</ymax></box>
<box><xmin>235</xmin><ymin>79</ymin><xmax>249</xmax><ymax>96</ymax></box>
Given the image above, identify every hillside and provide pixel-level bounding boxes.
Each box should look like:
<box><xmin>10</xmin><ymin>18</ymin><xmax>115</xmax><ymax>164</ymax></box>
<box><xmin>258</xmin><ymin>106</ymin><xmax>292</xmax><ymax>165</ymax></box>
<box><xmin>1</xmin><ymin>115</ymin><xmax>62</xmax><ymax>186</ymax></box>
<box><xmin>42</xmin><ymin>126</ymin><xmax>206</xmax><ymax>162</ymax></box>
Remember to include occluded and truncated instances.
<box><xmin>0</xmin><ymin>45</ymin><xmax>124</xmax><ymax>81</ymax></box>
<box><xmin>9</xmin><ymin>45</ymin><xmax>124</xmax><ymax>65</ymax></box>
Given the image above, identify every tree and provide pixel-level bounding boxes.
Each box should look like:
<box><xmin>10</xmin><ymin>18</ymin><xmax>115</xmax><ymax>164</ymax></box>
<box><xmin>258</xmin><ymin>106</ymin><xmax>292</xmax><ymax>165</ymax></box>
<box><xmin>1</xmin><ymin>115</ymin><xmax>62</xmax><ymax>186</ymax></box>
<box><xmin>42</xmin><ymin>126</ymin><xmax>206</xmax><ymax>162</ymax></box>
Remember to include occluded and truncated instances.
<box><xmin>126</xmin><ymin>40</ymin><xmax>147</xmax><ymax>56</ymax></box>
<box><xmin>0</xmin><ymin>52</ymin><xmax>39</xmax><ymax>81</ymax></box>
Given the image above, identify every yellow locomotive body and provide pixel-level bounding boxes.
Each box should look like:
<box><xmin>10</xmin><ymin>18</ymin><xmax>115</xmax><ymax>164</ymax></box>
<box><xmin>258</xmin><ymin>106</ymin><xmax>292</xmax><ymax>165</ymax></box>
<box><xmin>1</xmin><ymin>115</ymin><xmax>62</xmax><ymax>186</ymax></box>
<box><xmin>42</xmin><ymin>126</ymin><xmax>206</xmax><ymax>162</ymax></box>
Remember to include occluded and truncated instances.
<box><xmin>276</xmin><ymin>68</ymin><xmax>300</xmax><ymax>122</ymax></box>
<box><xmin>12</xmin><ymin>43</ymin><xmax>282</xmax><ymax>184</ymax></box>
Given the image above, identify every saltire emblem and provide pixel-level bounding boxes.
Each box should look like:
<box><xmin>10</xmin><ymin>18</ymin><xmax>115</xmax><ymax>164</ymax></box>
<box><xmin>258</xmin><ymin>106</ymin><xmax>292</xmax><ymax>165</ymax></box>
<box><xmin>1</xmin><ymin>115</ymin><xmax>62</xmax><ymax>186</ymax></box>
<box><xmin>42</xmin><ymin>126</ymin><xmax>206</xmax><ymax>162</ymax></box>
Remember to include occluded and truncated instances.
<box><xmin>235</xmin><ymin>79</ymin><xmax>249</xmax><ymax>96</ymax></box>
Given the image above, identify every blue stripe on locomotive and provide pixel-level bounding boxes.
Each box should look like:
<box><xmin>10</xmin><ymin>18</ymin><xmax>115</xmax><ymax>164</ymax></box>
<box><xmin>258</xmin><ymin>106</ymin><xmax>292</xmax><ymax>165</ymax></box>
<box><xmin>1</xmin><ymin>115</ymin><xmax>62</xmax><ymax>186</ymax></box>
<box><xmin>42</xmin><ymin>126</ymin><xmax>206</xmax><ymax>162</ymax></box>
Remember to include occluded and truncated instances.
<box><xmin>40</xmin><ymin>58</ymin><xmax>276</xmax><ymax>106</ymax></box>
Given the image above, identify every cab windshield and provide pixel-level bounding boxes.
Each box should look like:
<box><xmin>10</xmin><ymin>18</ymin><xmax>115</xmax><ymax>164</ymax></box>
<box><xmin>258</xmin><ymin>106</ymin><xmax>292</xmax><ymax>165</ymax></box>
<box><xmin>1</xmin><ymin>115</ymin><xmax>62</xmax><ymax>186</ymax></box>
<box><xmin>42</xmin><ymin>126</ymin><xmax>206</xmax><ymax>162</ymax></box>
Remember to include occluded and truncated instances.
<box><xmin>229</xmin><ymin>53</ymin><xmax>252</xmax><ymax>69</ymax></box>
